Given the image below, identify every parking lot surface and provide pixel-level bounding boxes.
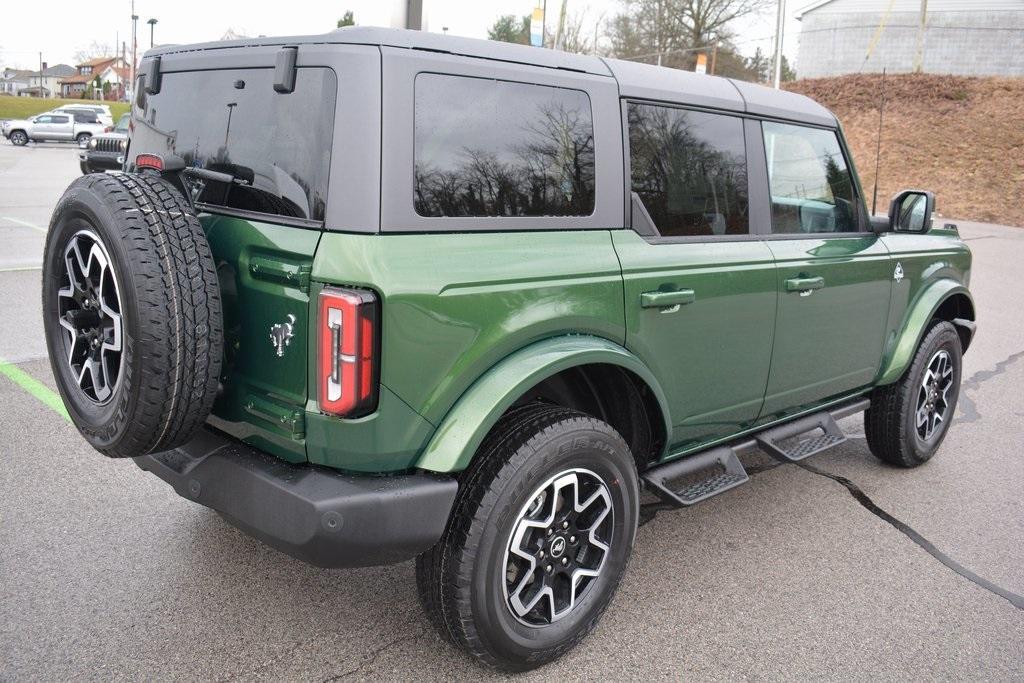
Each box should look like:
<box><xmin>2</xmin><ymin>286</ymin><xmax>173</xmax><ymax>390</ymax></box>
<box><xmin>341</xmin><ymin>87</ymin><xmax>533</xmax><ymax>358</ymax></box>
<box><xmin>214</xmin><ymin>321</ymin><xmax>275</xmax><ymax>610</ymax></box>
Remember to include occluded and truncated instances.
<box><xmin>1</xmin><ymin>140</ymin><xmax>1022</xmax><ymax>680</ymax></box>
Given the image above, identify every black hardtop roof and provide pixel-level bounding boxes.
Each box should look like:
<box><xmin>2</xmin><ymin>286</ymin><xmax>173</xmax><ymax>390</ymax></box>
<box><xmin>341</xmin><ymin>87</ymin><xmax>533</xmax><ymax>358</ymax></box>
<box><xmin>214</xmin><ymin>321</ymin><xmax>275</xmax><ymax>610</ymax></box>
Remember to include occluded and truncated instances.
<box><xmin>145</xmin><ymin>26</ymin><xmax>836</xmax><ymax>127</ymax></box>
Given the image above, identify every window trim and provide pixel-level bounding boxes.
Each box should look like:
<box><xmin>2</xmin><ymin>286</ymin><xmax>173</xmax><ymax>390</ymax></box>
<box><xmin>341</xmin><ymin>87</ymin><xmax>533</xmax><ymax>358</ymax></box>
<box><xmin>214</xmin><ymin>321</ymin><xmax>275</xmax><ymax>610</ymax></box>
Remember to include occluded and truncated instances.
<box><xmin>622</xmin><ymin>98</ymin><xmax>757</xmax><ymax>244</ymax></box>
<box><xmin>753</xmin><ymin>118</ymin><xmax>869</xmax><ymax>240</ymax></box>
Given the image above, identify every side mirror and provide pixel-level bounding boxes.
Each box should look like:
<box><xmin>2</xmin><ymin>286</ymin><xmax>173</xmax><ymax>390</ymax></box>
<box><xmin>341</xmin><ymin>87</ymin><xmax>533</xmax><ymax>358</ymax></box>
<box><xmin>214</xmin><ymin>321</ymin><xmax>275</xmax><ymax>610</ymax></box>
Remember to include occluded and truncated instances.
<box><xmin>888</xmin><ymin>190</ymin><xmax>935</xmax><ymax>233</ymax></box>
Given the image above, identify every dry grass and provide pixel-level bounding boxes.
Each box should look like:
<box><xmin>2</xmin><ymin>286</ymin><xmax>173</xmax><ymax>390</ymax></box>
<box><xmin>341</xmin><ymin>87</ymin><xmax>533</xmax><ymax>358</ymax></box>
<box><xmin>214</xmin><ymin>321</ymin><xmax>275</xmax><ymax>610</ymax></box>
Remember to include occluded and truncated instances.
<box><xmin>786</xmin><ymin>73</ymin><xmax>1024</xmax><ymax>227</ymax></box>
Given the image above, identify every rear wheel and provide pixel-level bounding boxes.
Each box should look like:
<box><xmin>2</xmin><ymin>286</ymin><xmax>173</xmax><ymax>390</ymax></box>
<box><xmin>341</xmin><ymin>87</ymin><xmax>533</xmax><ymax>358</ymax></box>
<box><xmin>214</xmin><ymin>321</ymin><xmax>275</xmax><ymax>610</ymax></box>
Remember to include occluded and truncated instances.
<box><xmin>42</xmin><ymin>172</ymin><xmax>223</xmax><ymax>457</ymax></box>
<box><xmin>415</xmin><ymin>404</ymin><xmax>639</xmax><ymax>671</ymax></box>
<box><xmin>9</xmin><ymin>130</ymin><xmax>27</xmax><ymax>146</ymax></box>
<box><xmin>865</xmin><ymin>321</ymin><xmax>962</xmax><ymax>467</ymax></box>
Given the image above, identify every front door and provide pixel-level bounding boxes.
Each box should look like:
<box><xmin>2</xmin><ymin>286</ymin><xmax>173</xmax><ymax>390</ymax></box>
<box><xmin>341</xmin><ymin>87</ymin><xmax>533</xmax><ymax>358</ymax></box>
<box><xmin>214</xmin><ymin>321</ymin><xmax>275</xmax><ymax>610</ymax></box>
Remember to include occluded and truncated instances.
<box><xmin>756</xmin><ymin>120</ymin><xmax>892</xmax><ymax>419</ymax></box>
<box><xmin>616</xmin><ymin>102</ymin><xmax>777</xmax><ymax>452</ymax></box>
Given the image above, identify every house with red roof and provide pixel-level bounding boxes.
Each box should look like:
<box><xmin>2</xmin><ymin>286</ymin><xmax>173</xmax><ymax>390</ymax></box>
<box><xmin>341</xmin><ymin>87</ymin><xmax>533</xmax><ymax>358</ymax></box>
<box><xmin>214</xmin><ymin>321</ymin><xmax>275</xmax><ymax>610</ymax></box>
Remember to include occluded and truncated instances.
<box><xmin>59</xmin><ymin>56</ymin><xmax>132</xmax><ymax>100</ymax></box>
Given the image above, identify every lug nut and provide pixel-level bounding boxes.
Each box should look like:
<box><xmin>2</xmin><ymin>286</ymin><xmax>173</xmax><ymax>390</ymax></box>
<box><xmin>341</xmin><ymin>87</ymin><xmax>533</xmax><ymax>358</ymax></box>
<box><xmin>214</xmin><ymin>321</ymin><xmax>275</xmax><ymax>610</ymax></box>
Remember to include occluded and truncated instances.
<box><xmin>545</xmin><ymin>564</ymin><xmax>553</xmax><ymax>573</ymax></box>
<box><xmin>546</xmin><ymin>528</ymin><xmax>553</xmax><ymax>537</ymax></box>
<box><xmin>569</xmin><ymin>535</ymin><xmax>577</xmax><ymax>544</ymax></box>
<box><xmin>562</xmin><ymin>521</ymin><xmax>569</xmax><ymax>529</ymax></box>
<box><xmin>561</xmin><ymin>557</ymin><xmax>568</xmax><ymax>566</ymax></box>
<box><xmin>538</xmin><ymin>550</ymin><xmax>545</xmax><ymax>559</ymax></box>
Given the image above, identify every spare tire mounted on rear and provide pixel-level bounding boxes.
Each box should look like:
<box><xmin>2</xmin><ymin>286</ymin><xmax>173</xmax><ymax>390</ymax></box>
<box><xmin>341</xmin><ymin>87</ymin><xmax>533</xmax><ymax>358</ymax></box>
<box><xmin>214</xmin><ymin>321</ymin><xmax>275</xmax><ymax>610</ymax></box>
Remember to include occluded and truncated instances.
<box><xmin>42</xmin><ymin>172</ymin><xmax>223</xmax><ymax>458</ymax></box>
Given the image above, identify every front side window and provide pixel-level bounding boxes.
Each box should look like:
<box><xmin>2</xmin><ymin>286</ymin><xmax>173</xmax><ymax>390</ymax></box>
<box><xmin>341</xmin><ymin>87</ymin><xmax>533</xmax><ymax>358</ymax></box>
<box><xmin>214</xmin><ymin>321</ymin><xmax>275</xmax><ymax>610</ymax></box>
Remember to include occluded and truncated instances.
<box><xmin>628</xmin><ymin>103</ymin><xmax>749</xmax><ymax>238</ymax></box>
<box><xmin>414</xmin><ymin>73</ymin><xmax>595</xmax><ymax>218</ymax></box>
<box><xmin>762</xmin><ymin>121</ymin><xmax>857</xmax><ymax>234</ymax></box>
<box><xmin>131</xmin><ymin>67</ymin><xmax>337</xmax><ymax>222</ymax></box>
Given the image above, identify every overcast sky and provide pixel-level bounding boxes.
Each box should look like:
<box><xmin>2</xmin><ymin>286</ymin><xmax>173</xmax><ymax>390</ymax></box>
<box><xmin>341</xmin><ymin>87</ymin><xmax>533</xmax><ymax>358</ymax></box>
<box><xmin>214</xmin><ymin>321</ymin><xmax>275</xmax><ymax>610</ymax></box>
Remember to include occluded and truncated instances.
<box><xmin>1</xmin><ymin>0</ymin><xmax>801</xmax><ymax>71</ymax></box>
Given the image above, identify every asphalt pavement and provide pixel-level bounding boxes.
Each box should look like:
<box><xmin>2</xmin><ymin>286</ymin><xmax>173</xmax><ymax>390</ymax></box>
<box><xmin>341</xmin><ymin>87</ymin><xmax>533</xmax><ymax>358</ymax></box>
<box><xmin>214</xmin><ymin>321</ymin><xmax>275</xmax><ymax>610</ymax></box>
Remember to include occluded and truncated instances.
<box><xmin>1</xmin><ymin>140</ymin><xmax>1022</xmax><ymax>680</ymax></box>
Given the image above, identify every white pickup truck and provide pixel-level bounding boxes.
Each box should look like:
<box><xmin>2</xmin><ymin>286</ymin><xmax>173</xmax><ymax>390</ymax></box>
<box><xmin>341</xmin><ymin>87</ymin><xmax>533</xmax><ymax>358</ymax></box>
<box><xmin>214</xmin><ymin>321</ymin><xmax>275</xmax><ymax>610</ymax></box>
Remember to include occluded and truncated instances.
<box><xmin>2</xmin><ymin>111</ymin><xmax>107</xmax><ymax>147</ymax></box>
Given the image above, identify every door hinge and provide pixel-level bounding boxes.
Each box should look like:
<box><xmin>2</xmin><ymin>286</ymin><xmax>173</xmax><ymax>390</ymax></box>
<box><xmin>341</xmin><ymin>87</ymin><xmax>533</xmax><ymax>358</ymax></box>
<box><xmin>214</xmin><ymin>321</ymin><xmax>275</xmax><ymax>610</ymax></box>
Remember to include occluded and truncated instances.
<box><xmin>249</xmin><ymin>255</ymin><xmax>312</xmax><ymax>293</ymax></box>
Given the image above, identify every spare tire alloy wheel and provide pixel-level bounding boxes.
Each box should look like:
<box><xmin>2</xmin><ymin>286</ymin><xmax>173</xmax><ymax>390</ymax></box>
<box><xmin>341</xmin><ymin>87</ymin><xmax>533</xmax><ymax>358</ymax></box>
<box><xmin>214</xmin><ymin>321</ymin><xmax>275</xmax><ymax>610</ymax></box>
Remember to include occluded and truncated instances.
<box><xmin>56</xmin><ymin>230</ymin><xmax>123</xmax><ymax>404</ymax></box>
<box><xmin>43</xmin><ymin>172</ymin><xmax>223</xmax><ymax>458</ymax></box>
<box><xmin>504</xmin><ymin>468</ymin><xmax>613</xmax><ymax>626</ymax></box>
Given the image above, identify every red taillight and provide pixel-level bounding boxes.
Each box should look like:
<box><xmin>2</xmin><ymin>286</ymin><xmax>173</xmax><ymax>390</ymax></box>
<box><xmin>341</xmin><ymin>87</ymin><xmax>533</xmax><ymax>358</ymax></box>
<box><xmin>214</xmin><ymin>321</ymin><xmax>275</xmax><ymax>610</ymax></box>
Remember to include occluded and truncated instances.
<box><xmin>135</xmin><ymin>153</ymin><xmax>163</xmax><ymax>171</ymax></box>
<box><xmin>318</xmin><ymin>286</ymin><xmax>379</xmax><ymax>417</ymax></box>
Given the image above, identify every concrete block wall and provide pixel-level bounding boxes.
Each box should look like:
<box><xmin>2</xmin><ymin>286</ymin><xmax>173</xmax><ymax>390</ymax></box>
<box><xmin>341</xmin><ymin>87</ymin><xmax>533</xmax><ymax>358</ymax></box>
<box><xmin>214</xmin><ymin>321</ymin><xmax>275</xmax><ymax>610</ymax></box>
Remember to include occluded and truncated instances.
<box><xmin>796</xmin><ymin>11</ymin><xmax>1024</xmax><ymax>77</ymax></box>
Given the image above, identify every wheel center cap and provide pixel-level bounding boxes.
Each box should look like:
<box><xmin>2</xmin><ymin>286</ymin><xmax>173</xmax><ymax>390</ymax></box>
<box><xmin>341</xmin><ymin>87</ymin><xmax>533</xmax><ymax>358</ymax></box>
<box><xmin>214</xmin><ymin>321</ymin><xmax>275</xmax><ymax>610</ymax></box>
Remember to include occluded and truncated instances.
<box><xmin>549</xmin><ymin>536</ymin><xmax>566</xmax><ymax>559</ymax></box>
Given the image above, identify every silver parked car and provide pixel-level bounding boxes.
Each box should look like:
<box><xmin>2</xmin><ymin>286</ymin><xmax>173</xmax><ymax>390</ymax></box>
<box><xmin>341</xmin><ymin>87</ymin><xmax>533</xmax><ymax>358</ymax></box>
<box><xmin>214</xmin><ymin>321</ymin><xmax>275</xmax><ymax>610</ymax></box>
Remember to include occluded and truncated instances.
<box><xmin>2</xmin><ymin>111</ymin><xmax>107</xmax><ymax>147</ymax></box>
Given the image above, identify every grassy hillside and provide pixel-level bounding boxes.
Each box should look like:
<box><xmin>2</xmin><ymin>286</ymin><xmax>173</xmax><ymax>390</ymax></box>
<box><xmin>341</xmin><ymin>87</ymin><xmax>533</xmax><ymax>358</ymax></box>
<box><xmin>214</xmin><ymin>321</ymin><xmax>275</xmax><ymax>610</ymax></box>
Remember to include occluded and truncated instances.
<box><xmin>0</xmin><ymin>97</ymin><xmax>130</xmax><ymax>122</ymax></box>
<box><xmin>786</xmin><ymin>74</ymin><xmax>1024</xmax><ymax>227</ymax></box>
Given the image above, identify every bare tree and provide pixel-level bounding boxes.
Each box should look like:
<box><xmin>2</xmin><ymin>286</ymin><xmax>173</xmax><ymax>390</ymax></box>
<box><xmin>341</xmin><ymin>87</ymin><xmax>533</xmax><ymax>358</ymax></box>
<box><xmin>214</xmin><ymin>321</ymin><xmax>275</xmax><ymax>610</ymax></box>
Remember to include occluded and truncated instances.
<box><xmin>73</xmin><ymin>41</ymin><xmax>114</xmax><ymax>64</ymax></box>
<box><xmin>608</xmin><ymin>0</ymin><xmax>770</xmax><ymax>68</ymax></box>
<box><xmin>559</xmin><ymin>9</ymin><xmax>607</xmax><ymax>55</ymax></box>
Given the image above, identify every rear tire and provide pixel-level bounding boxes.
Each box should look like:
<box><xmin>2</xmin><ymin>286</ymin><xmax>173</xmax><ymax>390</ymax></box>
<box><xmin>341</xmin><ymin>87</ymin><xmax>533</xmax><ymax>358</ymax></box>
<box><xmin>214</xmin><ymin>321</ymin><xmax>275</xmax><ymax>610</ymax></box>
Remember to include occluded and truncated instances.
<box><xmin>415</xmin><ymin>404</ymin><xmax>639</xmax><ymax>671</ymax></box>
<box><xmin>42</xmin><ymin>172</ymin><xmax>223</xmax><ymax>457</ymax></box>
<box><xmin>865</xmin><ymin>321</ymin><xmax>962</xmax><ymax>467</ymax></box>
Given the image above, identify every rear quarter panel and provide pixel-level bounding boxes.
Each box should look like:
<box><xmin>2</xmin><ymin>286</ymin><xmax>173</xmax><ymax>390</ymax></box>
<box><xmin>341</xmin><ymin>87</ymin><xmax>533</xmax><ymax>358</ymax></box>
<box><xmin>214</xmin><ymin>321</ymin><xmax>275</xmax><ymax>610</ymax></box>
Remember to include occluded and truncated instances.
<box><xmin>311</xmin><ymin>231</ymin><xmax>626</xmax><ymax>427</ymax></box>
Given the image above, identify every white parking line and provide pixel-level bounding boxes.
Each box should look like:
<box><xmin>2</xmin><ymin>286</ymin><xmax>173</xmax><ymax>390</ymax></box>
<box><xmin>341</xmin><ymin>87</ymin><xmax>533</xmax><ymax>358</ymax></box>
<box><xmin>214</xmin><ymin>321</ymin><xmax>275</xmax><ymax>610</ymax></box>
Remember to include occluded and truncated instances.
<box><xmin>0</xmin><ymin>216</ymin><xmax>47</xmax><ymax>233</ymax></box>
<box><xmin>0</xmin><ymin>265</ymin><xmax>42</xmax><ymax>273</ymax></box>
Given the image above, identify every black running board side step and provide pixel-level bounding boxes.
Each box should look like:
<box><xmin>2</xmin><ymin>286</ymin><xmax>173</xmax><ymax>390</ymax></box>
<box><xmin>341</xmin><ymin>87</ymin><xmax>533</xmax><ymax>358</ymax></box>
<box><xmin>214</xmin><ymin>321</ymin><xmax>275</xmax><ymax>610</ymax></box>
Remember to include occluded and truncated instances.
<box><xmin>641</xmin><ymin>446</ymin><xmax>749</xmax><ymax>508</ymax></box>
<box><xmin>640</xmin><ymin>397</ymin><xmax>871</xmax><ymax>509</ymax></box>
<box><xmin>755</xmin><ymin>409</ymin><xmax>849</xmax><ymax>463</ymax></box>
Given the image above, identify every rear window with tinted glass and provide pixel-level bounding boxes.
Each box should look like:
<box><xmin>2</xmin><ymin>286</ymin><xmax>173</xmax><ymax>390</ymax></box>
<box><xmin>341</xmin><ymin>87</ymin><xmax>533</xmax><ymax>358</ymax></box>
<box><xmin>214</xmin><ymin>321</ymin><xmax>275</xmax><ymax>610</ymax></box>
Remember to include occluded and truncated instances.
<box><xmin>131</xmin><ymin>67</ymin><xmax>337</xmax><ymax>223</ymax></box>
<box><xmin>414</xmin><ymin>73</ymin><xmax>595</xmax><ymax>218</ymax></box>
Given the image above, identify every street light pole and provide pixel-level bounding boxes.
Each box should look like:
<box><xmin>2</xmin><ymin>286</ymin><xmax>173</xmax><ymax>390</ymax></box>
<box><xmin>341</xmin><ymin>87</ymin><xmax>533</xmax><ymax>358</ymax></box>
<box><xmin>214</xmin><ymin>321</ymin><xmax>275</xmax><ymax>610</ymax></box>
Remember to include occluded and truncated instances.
<box><xmin>147</xmin><ymin>18</ymin><xmax>158</xmax><ymax>49</ymax></box>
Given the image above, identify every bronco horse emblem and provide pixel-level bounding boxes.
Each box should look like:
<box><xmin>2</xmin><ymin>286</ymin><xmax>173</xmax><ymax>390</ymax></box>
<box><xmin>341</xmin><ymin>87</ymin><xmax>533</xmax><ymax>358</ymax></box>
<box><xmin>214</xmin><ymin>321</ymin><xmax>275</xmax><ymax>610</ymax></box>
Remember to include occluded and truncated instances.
<box><xmin>269</xmin><ymin>314</ymin><xmax>297</xmax><ymax>357</ymax></box>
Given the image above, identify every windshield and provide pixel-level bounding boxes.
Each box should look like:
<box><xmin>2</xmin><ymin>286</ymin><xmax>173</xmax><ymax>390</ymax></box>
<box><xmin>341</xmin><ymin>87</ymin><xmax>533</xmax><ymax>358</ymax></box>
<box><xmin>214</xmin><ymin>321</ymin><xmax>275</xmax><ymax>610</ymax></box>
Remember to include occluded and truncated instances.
<box><xmin>115</xmin><ymin>114</ymin><xmax>130</xmax><ymax>133</ymax></box>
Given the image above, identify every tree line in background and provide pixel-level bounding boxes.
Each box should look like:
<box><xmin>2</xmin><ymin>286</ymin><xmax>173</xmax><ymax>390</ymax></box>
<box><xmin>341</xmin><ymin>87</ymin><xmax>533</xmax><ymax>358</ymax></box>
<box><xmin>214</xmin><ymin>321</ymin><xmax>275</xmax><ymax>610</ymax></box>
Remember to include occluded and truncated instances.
<box><xmin>487</xmin><ymin>0</ymin><xmax>794</xmax><ymax>83</ymax></box>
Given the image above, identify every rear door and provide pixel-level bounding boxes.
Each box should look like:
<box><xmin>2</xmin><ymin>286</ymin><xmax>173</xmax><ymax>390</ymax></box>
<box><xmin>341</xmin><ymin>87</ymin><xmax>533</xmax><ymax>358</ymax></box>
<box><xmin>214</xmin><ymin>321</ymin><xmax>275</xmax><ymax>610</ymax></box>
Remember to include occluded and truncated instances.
<box><xmin>49</xmin><ymin>114</ymin><xmax>73</xmax><ymax>140</ymax></box>
<box><xmin>129</xmin><ymin>54</ymin><xmax>345</xmax><ymax>462</ymax></box>
<box><xmin>614</xmin><ymin>103</ymin><xmax>777</xmax><ymax>452</ymax></box>
<box><xmin>755</xmin><ymin>120</ymin><xmax>891</xmax><ymax>419</ymax></box>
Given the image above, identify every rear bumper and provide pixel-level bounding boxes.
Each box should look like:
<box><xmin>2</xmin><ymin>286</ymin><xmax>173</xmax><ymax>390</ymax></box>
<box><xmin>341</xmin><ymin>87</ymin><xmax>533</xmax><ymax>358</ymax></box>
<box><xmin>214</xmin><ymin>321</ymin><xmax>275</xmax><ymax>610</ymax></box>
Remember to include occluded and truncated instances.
<box><xmin>134</xmin><ymin>428</ymin><xmax>458</xmax><ymax>568</ymax></box>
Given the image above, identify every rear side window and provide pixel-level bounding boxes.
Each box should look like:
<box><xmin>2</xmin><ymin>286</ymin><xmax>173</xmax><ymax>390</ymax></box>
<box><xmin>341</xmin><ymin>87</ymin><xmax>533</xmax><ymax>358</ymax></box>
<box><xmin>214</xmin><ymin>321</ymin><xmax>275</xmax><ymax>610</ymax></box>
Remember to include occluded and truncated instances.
<box><xmin>73</xmin><ymin>113</ymin><xmax>98</xmax><ymax>123</ymax></box>
<box><xmin>414</xmin><ymin>73</ymin><xmax>595</xmax><ymax>218</ymax></box>
<box><xmin>762</xmin><ymin>121</ymin><xmax>857</xmax><ymax>234</ymax></box>
<box><xmin>628</xmin><ymin>103</ymin><xmax>748</xmax><ymax>238</ymax></box>
<box><xmin>131</xmin><ymin>67</ymin><xmax>337</xmax><ymax>223</ymax></box>
<box><xmin>51</xmin><ymin>115</ymin><xmax>69</xmax><ymax>124</ymax></box>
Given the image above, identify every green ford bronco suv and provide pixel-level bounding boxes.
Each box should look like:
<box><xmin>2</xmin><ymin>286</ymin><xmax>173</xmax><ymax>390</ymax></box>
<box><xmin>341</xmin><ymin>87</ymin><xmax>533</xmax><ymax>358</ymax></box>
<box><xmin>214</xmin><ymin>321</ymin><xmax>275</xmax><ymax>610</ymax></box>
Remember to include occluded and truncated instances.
<box><xmin>42</xmin><ymin>28</ymin><xmax>975</xmax><ymax>671</ymax></box>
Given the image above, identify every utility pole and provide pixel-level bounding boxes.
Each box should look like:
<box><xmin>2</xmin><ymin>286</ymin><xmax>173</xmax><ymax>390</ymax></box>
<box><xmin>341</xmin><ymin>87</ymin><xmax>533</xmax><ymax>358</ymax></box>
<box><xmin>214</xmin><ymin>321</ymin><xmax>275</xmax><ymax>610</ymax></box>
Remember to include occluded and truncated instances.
<box><xmin>710</xmin><ymin>41</ymin><xmax>719</xmax><ymax>75</ymax></box>
<box><xmin>554</xmin><ymin>0</ymin><xmax>567</xmax><ymax>51</ymax></box>
<box><xmin>772</xmin><ymin>0</ymin><xmax>786</xmax><ymax>88</ymax></box>
<box><xmin>542</xmin><ymin>0</ymin><xmax>548</xmax><ymax>48</ymax></box>
<box><xmin>913</xmin><ymin>0</ymin><xmax>928</xmax><ymax>73</ymax></box>
<box><xmin>38</xmin><ymin>52</ymin><xmax>43</xmax><ymax>97</ymax></box>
